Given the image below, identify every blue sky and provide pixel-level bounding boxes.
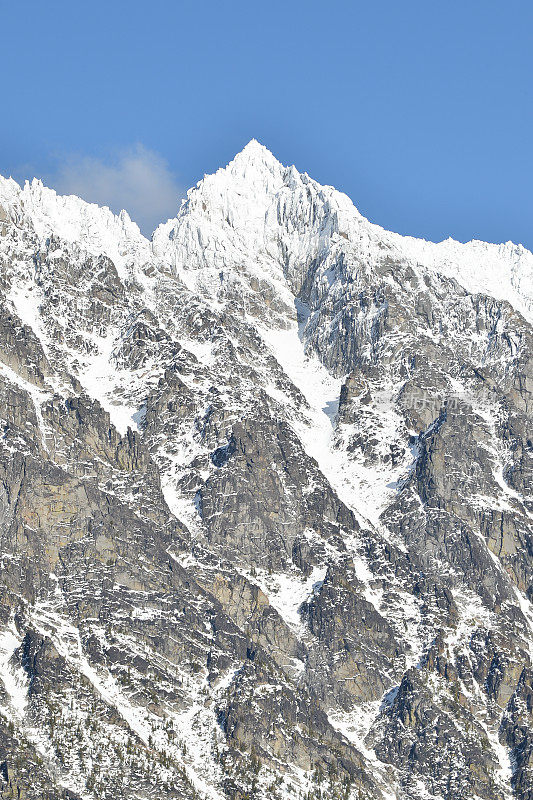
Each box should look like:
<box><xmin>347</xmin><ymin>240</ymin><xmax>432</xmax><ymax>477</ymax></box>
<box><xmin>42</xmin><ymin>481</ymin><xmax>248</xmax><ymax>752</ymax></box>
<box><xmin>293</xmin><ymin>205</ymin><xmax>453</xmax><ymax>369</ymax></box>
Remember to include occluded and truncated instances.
<box><xmin>1</xmin><ymin>0</ymin><xmax>532</xmax><ymax>243</ymax></box>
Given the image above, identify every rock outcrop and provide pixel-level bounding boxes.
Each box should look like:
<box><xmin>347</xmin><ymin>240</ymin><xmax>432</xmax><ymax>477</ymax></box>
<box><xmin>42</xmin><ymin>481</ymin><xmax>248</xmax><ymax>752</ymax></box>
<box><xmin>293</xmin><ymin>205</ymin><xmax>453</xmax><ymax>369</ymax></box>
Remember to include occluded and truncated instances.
<box><xmin>0</xmin><ymin>141</ymin><xmax>530</xmax><ymax>799</ymax></box>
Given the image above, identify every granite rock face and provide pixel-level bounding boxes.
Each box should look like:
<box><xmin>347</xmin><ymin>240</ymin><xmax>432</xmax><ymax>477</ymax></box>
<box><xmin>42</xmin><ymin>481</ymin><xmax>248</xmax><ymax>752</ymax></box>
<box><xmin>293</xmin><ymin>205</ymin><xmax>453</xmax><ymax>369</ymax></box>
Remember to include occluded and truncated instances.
<box><xmin>0</xmin><ymin>142</ymin><xmax>531</xmax><ymax>798</ymax></box>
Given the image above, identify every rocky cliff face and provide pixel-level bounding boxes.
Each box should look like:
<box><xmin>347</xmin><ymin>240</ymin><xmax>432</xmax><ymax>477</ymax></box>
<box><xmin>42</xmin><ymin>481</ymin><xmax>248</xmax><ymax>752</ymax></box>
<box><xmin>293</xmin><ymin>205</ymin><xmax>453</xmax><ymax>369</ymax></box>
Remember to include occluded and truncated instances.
<box><xmin>0</xmin><ymin>140</ymin><xmax>531</xmax><ymax>799</ymax></box>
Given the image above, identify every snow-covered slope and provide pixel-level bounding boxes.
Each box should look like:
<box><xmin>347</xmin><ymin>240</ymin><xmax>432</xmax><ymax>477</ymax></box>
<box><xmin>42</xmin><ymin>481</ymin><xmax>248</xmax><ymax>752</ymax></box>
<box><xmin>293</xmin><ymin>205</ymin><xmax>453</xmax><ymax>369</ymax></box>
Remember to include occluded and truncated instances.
<box><xmin>0</xmin><ymin>174</ymin><xmax>150</xmax><ymax>279</ymax></box>
<box><xmin>3</xmin><ymin>141</ymin><xmax>533</xmax><ymax>322</ymax></box>
<box><xmin>153</xmin><ymin>139</ymin><xmax>533</xmax><ymax>323</ymax></box>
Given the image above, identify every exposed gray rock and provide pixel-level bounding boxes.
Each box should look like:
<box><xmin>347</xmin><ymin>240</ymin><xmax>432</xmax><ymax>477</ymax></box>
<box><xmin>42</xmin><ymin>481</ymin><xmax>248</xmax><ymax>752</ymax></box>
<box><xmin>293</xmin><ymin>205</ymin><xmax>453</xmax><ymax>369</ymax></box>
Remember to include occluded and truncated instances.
<box><xmin>0</xmin><ymin>143</ymin><xmax>530</xmax><ymax>799</ymax></box>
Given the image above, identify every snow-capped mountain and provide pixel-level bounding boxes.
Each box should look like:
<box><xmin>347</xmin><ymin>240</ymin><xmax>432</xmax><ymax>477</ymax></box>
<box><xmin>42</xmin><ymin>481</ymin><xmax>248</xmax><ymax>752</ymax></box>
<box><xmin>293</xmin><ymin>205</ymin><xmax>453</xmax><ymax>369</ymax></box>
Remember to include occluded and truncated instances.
<box><xmin>0</xmin><ymin>140</ymin><xmax>531</xmax><ymax>800</ymax></box>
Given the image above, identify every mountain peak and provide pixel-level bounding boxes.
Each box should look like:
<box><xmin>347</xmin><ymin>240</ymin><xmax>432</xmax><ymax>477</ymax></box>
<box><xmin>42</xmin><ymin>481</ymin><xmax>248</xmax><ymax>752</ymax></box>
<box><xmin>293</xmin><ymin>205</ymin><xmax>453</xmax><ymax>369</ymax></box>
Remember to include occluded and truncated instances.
<box><xmin>229</xmin><ymin>138</ymin><xmax>284</xmax><ymax>174</ymax></box>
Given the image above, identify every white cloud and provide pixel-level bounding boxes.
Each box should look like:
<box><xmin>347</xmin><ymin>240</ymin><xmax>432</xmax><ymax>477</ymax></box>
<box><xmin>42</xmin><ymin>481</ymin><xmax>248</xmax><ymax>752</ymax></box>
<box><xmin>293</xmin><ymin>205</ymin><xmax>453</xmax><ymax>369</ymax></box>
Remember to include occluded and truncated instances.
<box><xmin>50</xmin><ymin>145</ymin><xmax>182</xmax><ymax>235</ymax></box>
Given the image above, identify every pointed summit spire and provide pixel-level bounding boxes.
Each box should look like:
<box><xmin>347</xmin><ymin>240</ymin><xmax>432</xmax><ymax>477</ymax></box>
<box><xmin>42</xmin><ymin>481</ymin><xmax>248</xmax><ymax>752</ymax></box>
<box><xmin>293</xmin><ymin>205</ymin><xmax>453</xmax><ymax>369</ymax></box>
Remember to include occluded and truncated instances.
<box><xmin>238</xmin><ymin>138</ymin><xmax>270</xmax><ymax>156</ymax></box>
<box><xmin>229</xmin><ymin>139</ymin><xmax>283</xmax><ymax>174</ymax></box>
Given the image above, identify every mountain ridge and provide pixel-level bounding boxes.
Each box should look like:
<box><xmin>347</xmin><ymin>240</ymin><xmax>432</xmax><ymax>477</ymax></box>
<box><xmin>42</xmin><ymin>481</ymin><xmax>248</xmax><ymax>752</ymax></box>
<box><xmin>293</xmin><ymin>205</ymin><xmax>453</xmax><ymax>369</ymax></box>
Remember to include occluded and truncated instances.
<box><xmin>2</xmin><ymin>141</ymin><xmax>533</xmax><ymax>323</ymax></box>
